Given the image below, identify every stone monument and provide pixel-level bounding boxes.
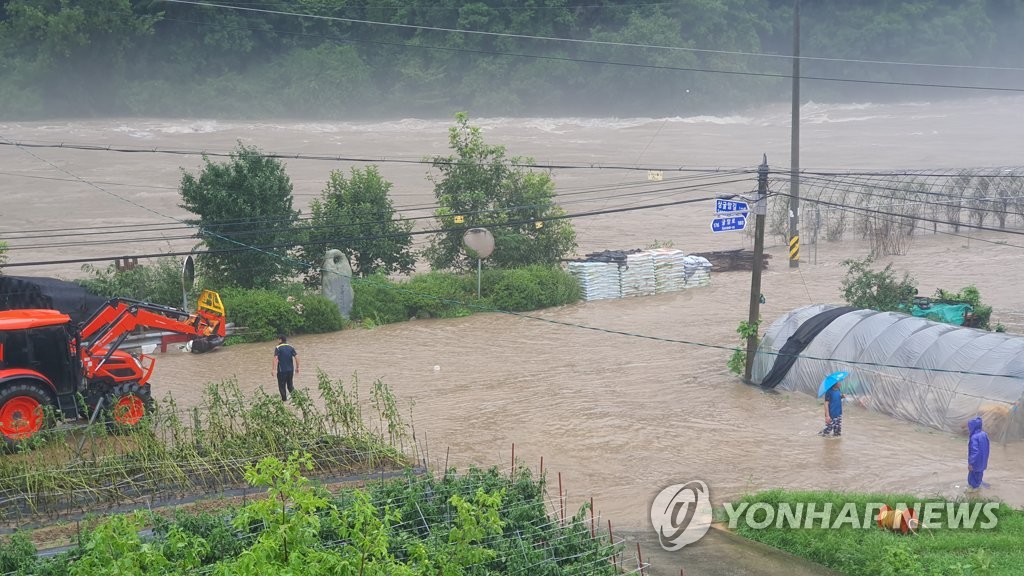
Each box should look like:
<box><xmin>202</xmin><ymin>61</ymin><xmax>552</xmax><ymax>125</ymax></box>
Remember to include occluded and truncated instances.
<box><xmin>322</xmin><ymin>249</ymin><xmax>354</xmax><ymax>319</ymax></box>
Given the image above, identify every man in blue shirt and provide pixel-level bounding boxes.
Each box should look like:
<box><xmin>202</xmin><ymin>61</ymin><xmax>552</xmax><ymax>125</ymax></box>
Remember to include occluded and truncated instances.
<box><xmin>819</xmin><ymin>383</ymin><xmax>844</xmax><ymax>437</ymax></box>
<box><xmin>272</xmin><ymin>334</ymin><xmax>300</xmax><ymax>401</ymax></box>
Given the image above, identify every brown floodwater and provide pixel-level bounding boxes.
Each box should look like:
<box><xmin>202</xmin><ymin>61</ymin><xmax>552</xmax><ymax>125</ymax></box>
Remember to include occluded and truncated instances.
<box><xmin>3</xmin><ymin>97</ymin><xmax>1024</xmax><ymax>537</ymax></box>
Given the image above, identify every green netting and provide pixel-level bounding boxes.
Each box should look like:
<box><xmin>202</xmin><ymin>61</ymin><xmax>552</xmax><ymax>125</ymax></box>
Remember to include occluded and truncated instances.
<box><xmin>910</xmin><ymin>303</ymin><xmax>972</xmax><ymax>326</ymax></box>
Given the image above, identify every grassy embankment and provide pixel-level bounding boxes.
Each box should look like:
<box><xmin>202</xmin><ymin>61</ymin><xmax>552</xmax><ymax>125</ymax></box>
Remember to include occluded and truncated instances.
<box><xmin>721</xmin><ymin>489</ymin><xmax>1023</xmax><ymax>576</ymax></box>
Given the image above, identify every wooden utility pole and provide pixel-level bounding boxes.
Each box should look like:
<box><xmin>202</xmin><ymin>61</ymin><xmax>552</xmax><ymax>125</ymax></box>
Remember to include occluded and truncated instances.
<box><xmin>744</xmin><ymin>156</ymin><xmax>769</xmax><ymax>383</ymax></box>
<box><xmin>789</xmin><ymin>0</ymin><xmax>801</xmax><ymax>268</ymax></box>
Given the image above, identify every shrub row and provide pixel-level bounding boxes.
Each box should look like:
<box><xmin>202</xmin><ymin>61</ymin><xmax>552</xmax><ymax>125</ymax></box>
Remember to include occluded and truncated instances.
<box><xmin>114</xmin><ymin>265</ymin><xmax>579</xmax><ymax>343</ymax></box>
<box><xmin>351</xmin><ymin>265</ymin><xmax>581</xmax><ymax>326</ymax></box>
<box><xmin>220</xmin><ymin>289</ymin><xmax>346</xmax><ymax>343</ymax></box>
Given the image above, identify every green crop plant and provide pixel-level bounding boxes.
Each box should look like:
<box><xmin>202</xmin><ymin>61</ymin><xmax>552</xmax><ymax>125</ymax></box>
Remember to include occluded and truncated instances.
<box><xmin>0</xmin><ymin>372</ymin><xmax>409</xmax><ymax>525</ymax></box>
<box><xmin>3</xmin><ymin>457</ymin><xmax>622</xmax><ymax>575</ymax></box>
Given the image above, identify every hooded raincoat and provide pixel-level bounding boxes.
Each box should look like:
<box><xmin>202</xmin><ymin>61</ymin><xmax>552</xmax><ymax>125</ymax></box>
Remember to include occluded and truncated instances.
<box><xmin>967</xmin><ymin>416</ymin><xmax>990</xmax><ymax>489</ymax></box>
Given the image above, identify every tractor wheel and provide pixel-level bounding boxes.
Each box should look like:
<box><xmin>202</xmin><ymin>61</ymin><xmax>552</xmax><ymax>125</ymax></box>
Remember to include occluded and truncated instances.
<box><xmin>105</xmin><ymin>382</ymin><xmax>153</xmax><ymax>433</ymax></box>
<box><xmin>0</xmin><ymin>381</ymin><xmax>55</xmax><ymax>449</ymax></box>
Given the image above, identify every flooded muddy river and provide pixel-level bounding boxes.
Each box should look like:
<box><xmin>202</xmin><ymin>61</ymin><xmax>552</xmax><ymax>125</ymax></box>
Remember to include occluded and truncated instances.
<box><xmin>3</xmin><ymin>97</ymin><xmax>1024</xmax><ymax>536</ymax></box>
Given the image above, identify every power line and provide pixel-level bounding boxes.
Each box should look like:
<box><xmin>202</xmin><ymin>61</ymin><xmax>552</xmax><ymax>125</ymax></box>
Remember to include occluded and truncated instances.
<box><xmin>0</xmin><ymin>173</ymin><xmax>748</xmax><ymax>245</ymax></box>
<box><xmin>0</xmin><ymin>139</ymin><xmax>745</xmax><ymax>173</ymax></box>
<box><xmin>159</xmin><ymin>0</ymin><xmax>1024</xmax><ymax>73</ymax></box>
<box><xmin>769</xmin><ymin>187</ymin><xmax>1024</xmax><ymax>239</ymax></box>
<box><xmin>3</xmin><ymin>177</ymin><xmax>748</xmax><ymax>251</ymax></box>
<box><xmin>2</xmin><ymin>194</ymin><xmax>724</xmax><ymax>268</ymax></box>
<box><xmin>147</xmin><ymin>12</ymin><xmax>1024</xmax><ymax>93</ymax></box>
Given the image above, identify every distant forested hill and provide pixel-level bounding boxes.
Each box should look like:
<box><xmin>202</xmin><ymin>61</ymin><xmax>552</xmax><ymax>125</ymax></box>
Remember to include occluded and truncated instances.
<box><xmin>1</xmin><ymin>0</ymin><xmax>1020</xmax><ymax>118</ymax></box>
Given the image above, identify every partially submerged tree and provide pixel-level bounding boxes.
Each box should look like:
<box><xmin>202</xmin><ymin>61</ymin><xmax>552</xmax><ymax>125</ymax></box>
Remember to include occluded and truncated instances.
<box><xmin>840</xmin><ymin>256</ymin><xmax>917</xmax><ymax>312</ymax></box>
<box><xmin>179</xmin><ymin>143</ymin><xmax>299</xmax><ymax>289</ymax></box>
<box><xmin>424</xmin><ymin>113</ymin><xmax>576</xmax><ymax>271</ymax></box>
<box><xmin>298</xmin><ymin>166</ymin><xmax>415</xmax><ymax>285</ymax></box>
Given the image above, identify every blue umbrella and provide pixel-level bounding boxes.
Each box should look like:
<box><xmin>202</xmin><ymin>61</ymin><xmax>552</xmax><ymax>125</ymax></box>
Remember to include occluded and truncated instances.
<box><xmin>817</xmin><ymin>371</ymin><xmax>849</xmax><ymax>398</ymax></box>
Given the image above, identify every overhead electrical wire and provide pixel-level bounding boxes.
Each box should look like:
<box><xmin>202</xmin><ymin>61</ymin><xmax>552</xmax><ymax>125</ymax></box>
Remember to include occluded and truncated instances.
<box><xmin>0</xmin><ymin>140</ymin><xmax>745</xmax><ymax>173</ymax></box>
<box><xmin>769</xmin><ymin>187</ymin><xmax>1024</xmax><ymax>239</ymax></box>
<box><xmin>160</xmin><ymin>0</ymin><xmax>1024</xmax><ymax>73</ymax></box>
<box><xmin>141</xmin><ymin>12</ymin><xmax>1024</xmax><ymax>93</ymax></box>
<box><xmin>2</xmin><ymin>194</ymin><xmax>725</xmax><ymax>268</ymax></box>
<box><xmin>0</xmin><ymin>171</ymin><xmax>748</xmax><ymax>244</ymax></box>
<box><xmin>4</xmin><ymin>178</ymin><xmax>750</xmax><ymax>251</ymax></box>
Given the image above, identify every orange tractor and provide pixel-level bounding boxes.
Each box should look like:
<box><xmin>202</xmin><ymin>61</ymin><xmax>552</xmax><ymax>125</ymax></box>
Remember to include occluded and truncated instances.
<box><xmin>0</xmin><ymin>290</ymin><xmax>226</xmax><ymax>448</ymax></box>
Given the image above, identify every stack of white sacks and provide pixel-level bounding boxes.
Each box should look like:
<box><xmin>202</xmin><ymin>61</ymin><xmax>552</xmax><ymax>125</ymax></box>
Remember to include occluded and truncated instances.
<box><xmin>567</xmin><ymin>261</ymin><xmax>622</xmax><ymax>300</ymax></box>
<box><xmin>569</xmin><ymin>249</ymin><xmax>713</xmax><ymax>301</ymax></box>
<box><xmin>620</xmin><ymin>251</ymin><xmax>655</xmax><ymax>297</ymax></box>
<box><xmin>683</xmin><ymin>256</ymin><xmax>713</xmax><ymax>288</ymax></box>
<box><xmin>650</xmin><ymin>248</ymin><xmax>688</xmax><ymax>294</ymax></box>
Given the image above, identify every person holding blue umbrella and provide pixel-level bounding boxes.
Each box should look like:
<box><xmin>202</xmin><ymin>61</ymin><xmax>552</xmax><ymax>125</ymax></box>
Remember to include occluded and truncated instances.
<box><xmin>818</xmin><ymin>371</ymin><xmax>848</xmax><ymax>437</ymax></box>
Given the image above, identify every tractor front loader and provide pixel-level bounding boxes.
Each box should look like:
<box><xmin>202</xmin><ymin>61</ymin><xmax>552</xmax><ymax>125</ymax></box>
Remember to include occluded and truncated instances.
<box><xmin>0</xmin><ymin>290</ymin><xmax>226</xmax><ymax>448</ymax></box>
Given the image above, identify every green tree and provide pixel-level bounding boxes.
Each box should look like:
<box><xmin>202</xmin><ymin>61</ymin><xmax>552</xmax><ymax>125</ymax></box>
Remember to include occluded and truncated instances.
<box><xmin>0</xmin><ymin>0</ymin><xmax>157</xmax><ymax>116</ymax></box>
<box><xmin>179</xmin><ymin>143</ymin><xmax>299</xmax><ymax>289</ymax></box>
<box><xmin>299</xmin><ymin>167</ymin><xmax>415</xmax><ymax>285</ymax></box>
<box><xmin>424</xmin><ymin>113</ymin><xmax>576</xmax><ymax>272</ymax></box>
<box><xmin>0</xmin><ymin>240</ymin><xmax>7</xmax><ymax>271</ymax></box>
<box><xmin>840</xmin><ymin>256</ymin><xmax>917</xmax><ymax>312</ymax></box>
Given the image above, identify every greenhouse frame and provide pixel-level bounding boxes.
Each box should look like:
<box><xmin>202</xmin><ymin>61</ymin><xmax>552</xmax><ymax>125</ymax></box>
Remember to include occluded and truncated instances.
<box><xmin>753</xmin><ymin>304</ymin><xmax>1024</xmax><ymax>441</ymax></box>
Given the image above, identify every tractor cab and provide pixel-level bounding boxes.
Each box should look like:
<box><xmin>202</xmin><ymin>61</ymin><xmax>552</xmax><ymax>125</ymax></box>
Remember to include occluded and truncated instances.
<box><xmin>0</xmin><ymin>310</ymin><xmax>81</xmax><ymax>427</ymax></box>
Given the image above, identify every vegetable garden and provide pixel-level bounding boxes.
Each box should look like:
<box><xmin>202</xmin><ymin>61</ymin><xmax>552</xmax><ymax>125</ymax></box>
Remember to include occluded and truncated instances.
<box><xmin>0</xmin><ymin>371</ymin><xmax>411</xmax><ymax>526</ymax></box>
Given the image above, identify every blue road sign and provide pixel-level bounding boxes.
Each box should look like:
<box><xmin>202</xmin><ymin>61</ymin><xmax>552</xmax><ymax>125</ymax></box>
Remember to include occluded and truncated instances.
<box><xmin>715</xmin><ymin>199</ymin><xmax>749</xmax><ymax>214</ymax></box>
<box><xmin>710</xmin><ymin>214</ymin><xmax>747</xmax><ymax>233</ymax></box>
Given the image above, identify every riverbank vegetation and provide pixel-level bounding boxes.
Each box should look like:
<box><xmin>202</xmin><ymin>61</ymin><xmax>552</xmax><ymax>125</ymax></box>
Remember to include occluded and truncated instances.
<box><xmin>725</xmin><ymin>489</ymin><xmax>1023</xmax><ymax>576</ymax></box>
<box><xmin>2</xmin><ymin>1</ymin><xmax>1022</xmax><ymax>119</ymax></box>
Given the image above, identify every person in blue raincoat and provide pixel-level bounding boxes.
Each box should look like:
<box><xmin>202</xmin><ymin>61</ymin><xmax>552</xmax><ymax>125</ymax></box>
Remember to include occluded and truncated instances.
<box><xmin>967</xmin><ymin>416</ymin><xmax>990</xmax><ymax>490</ymax></box>
<box><xmin>818</xmin><ymin>383</ymin><xmax>845</xmax><ymax>437</ymax></box>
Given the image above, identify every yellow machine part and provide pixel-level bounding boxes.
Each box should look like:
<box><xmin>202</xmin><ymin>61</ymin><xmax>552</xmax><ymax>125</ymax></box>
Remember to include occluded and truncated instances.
<box><xmin>197</xmin><ymin>290</ymin><xmax>225</xmax><ymax>318</ymax></box>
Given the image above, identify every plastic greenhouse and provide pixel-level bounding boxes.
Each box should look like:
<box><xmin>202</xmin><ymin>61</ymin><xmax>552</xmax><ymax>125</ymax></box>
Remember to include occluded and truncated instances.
<box><xmin>753</xmin><ymin>304</ymin><xmax>1024</xmax><ymax>441</ymax></box>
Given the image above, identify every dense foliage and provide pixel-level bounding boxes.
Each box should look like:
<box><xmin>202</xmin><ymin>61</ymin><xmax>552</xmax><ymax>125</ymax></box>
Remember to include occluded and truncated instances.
<box><xmin>220</xmin><ymin>287</ymin><xmax>346</xmax><ymax>342</ymax></box>
<box><xmin>840</xmin><ymin>257</ymin><xmax>998</xmax><ymax>331</ymax></box>
<box><xmin>3</xmin><ymin>1</ymin><xmax>1022</xmax><ymax>119</ymax></box>
<box><xmin>0</xmin><ymin>455</ymin><xmax>617</xmax><ymax>575</ymax></box>
<box><xmin>179</xmin><ymin>143</ymin><xmax>300</xmax><ymax>289</ymax></box>
<box><xmin>424</xmin><ymin>114</ymin><xmax>577</xmax><ymax>272</ymax></box>
<box><xmin>351</xmin><ymin>265</ymin><xmax>581</xmax><ymax>326</ymax></box>
<box><xmin>934</xmin><ymin>285</ymin><xmax>993</xmax><ymax>330</ymax></box>
<box><xmin>730</xmin><ymin>489</ymin><xmax>1023</xmax><ymax>576</ymax></box>
<box><xmin>298</xmin><ymin>166</ymin><xmax>416</xmax><ymax>285</ymax></box>
<box><xmin>840</xmin><ymin>256</ymin><xmax>918</xmax><ymax>312</ymax></box>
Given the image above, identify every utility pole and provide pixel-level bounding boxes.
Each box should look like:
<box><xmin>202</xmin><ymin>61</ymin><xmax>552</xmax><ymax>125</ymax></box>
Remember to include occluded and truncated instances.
<box><xmin>744</xmin><ymin>156</ymin><xmax>769</xmax><ymax>383</ymax></box>
<box><xmin>789</xmin><ymin>0</ymin><xmax>801</xmax><ymax>268</ymax></box>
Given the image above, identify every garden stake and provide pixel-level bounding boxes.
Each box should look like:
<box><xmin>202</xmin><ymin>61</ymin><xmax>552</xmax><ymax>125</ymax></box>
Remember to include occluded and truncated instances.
<box><xmin>590</xmin><ymin>496</ymin><xmax>595</xmax><ymax>538</ymax></box>
<box><xmin>558</xmin><ymin>472</ymin><xmax>564</xmax><ymax>525</ymax></box>
<box><xmin>511</xmin><ymin>443</ymin><xmax>515</xmax><ymax>478</ymax></box>
<box><xmin>636</xmin><ymin>542</ymin><xmax>645</xmax><ymax>575</ymax></box>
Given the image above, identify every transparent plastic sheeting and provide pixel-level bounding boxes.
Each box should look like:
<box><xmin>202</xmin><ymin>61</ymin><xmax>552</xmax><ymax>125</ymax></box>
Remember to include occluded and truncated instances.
<box><xmin>753</xmin><ymin>304</ymin><xmax>1024</xmax><ymax>441</ymax></box>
